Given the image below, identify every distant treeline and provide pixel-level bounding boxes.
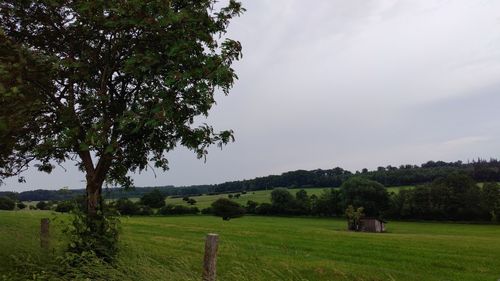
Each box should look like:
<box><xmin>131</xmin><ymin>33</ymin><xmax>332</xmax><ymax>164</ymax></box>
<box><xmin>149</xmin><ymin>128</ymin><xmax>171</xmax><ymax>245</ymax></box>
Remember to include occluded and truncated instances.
<box><xmin>211</xmin><ymin>159</ymin><xmax>500</xmax><ymax>192</ymax></box>
<box><xmin>244</xmin><ymin>174</ymin><xmax>500</xmax><ymax>222</ymax></box>
<box><xmin>2</xmin><ymin>159</ymin><xmax>500</xmax><ymax>202</ymax></box>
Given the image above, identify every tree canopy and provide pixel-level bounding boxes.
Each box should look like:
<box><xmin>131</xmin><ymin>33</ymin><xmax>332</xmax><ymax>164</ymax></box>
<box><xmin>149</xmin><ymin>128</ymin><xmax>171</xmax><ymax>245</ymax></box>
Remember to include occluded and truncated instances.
<box><xmin>211</xmin><ymin>198</ymin><xmax>245</xmax><ymax>220</ymax></box>
<box><xmin>0</xmin><ymin>0</ymin><xmax>244</xmax><ymax>214</ymax></box>
<box><xmin>340</xmin><ymin>177</ymin><xmax>389</xmax><ymax>217</ymax></box>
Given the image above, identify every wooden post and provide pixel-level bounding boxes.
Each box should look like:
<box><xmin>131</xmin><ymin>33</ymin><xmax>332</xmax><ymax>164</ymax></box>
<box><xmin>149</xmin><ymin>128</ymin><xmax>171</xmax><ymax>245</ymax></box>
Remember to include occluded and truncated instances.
<box><xmin>40</xmin><ymin>218</ymin><xmax>50</xmax><ymax>249</ymax></box>
<box><xmin>202</xmin><ymin>233</ymin><xmax>219</xmax><ymax>281</ymax></box>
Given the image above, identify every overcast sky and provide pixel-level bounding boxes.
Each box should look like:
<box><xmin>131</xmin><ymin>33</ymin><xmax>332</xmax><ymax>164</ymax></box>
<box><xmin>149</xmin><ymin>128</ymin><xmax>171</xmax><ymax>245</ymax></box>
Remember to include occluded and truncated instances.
<box><xmin>3</xmin><ymin>0</ymin><xmax>500</xmax><ymax>191</ymax></box>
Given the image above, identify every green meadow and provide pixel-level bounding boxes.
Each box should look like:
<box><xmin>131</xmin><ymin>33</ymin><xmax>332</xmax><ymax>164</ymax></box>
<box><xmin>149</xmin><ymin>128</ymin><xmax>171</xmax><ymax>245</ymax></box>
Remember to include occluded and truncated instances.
<box><xmin>1</xmin><ymin>210</ymin><xmax>499</xmax><ymax>281</ymax></box>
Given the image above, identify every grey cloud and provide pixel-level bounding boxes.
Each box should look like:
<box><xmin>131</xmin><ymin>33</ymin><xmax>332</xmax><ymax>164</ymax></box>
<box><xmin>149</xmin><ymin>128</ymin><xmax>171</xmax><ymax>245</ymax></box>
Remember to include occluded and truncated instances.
<box><xmin>3</xmin><ymin>0</ymin><xmax>500</xmax><ymax>191</ymax></box>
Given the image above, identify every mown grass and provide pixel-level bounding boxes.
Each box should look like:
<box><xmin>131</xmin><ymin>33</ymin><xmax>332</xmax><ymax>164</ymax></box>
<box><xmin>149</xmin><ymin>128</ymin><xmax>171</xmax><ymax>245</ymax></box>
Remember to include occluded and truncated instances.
<box><xmin>1</xmin><ymin>210</ymin><xmax>499</xmax><ymax>281</ymax></box>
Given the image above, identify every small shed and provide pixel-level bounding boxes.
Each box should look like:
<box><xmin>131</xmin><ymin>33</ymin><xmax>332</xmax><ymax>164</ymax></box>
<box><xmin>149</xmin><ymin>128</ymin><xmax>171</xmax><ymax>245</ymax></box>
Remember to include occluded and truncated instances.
<box><xmin>359</xmin><ymin>218</ymin><xmax>386</xmax><ymax>233</ymax></box>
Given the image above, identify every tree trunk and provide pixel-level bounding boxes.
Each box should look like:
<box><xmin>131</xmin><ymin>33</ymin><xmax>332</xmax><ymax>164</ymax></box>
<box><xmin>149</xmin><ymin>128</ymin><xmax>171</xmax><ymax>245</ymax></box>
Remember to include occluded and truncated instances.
<box><xmin>79</xmin><ymin>151</ymin><xmax>112</xmax><ymax>216</ymax></box>
<box><xmin>86</xmin><ymin>182</ymin><xmax>102</xmax><ymax>217</ymax></box>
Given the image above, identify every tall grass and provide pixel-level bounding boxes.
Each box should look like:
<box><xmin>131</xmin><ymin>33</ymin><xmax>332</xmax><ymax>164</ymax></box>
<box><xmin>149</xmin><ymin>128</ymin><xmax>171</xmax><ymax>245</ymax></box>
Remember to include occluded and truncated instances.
<box><xmin>1</xmin><ymin>210</ymin><xmax>499</xmax><ymax>281</ymax></box>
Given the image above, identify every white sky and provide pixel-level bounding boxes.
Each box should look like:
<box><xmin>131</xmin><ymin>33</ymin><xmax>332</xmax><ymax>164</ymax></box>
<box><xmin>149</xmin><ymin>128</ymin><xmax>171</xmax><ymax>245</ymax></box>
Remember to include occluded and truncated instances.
<box><xmin>3</xmin><ymin>0</ymin><xmax>500</xmax><ymax>191</ymax></box>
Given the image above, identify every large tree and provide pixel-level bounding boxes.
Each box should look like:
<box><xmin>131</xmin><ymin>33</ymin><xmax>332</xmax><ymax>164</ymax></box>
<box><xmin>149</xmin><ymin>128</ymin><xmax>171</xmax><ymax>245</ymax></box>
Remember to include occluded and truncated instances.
<box><xmin>0</xmin><ymin>0</ymin><xmax>243</xmax><ymax>216</ymax></box>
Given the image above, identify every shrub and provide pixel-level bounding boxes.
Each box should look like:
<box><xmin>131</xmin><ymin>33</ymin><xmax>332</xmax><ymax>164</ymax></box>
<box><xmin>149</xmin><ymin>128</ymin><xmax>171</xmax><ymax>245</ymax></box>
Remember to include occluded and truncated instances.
<box><xmin>270</xmin><ymin>188</ymin><xmax>295</xmax><ymax>210</ymax></box>
<box><xmin>36</xmin><ymin>201</ymin><xmax>51</xmax><ymax>210</ymax></box>
<box><xmin>201</xmin><ymin>207</ymin><xmax>214</xmax><ymax>214</ymax></box>
<box><xmin>55</xmin><ymin>201</ymin><xmax>74</xmax><ymax>213</ymax></box>
<box><xmin>16</xmin><ymin>202</ymin><xmax>27</xmax><ymax>210</ymax></box>
<box><xmin>64</xmin><ymin>209</ymin><xmax>120</xmax><ymax>263</ymax></box>
<box><xmin>246</xmin><ymin>200</ymin><xmax>259</xmax><ymax>214</ymax></box>
<box><xmin>114</xmin><ymin>198</ymin><xmax>139</xmax><ymax>216</ymax></box>
<box><xmin>158</xmin><ymin>204</ymin><xmax>199</xmax><ymax>215</ymax></box>
<box><xmin>140</xmin><ymin>189</ymin><xmax>166</xmax><ymax>208</ymax></box>
<box><xmin>255</xmin><ymin>203</ymin><xmax>273</xmax><ymax>215</ymax></box>
<box><xmin>0</xmin><ymin>196</ymin><xmax>16</xmax><ymax>210</ymax></box>
<box><xmin>136</xmin><ymin>205</ymin><xmax>154</xmax><ymax>216</ymax></box>
<box><xmin>211</xmin><ymin>198</ymin><xmax>245</xmax><ymax>220</ymax></box>
<box><xmin>187</xmin><ymin>198</ymin><xmax>197</xmax><ymax>205</ymax></box>
<box><xmin>345</xmin><ymin>205</ymin><xmax>365</xmax><ymax>231</ymax></box>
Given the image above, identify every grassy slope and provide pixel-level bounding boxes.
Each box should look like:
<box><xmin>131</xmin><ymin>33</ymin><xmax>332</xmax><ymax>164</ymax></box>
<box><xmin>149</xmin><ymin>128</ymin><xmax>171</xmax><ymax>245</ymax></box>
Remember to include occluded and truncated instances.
<box><xmin>1</xmin><ymin>211</ymin><xmax>499</xmax><ymax>281</ymax></box>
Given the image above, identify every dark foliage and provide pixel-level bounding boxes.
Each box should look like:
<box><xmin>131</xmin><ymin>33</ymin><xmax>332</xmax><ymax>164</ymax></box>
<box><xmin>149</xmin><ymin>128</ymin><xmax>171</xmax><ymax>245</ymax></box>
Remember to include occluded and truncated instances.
<box><xmin>114</xmin><ymin>198</ymin><xmax>139</xmax><ymax>216</ymax></box>
<box><xmin>387</xmin><ymin>173</ymin><xmax>500</xmax><ymax>221</ymax></box>
<box><xmin>201</xmin><ymin>207</ymin><xmax>214</xmax><ymax>214</ymax></box>
<box><xmin>311</xmin><ymin>189</ymin><xmax>342</xmax><ymax>216</ymax></box>
<box><xmin>140</xmin><ymin>189</ymin><xmax>166</xmax><ymax>209</ymax></box>
<box><xmin>340</xmin><ymin>177</ymin><xmax>390</xmax><ymax>217</ymax></box>
<box><xmin>64</xmin><ymin>209</ymin><xmax>120</xmax><ymax>263</ymax></box>
<box><xmin>0</xmin><ymin>196</ymin><xmax>15</xmax><ymax>210</ymax></box>
<box><xmin>158</xmin><ymin>204</ymin><xmax>199</xmax><ymax>215</ymax></box>
<box><xmin>135</xmin><ymin>205</ymin><xmax>154</xmax><ymax>216</ymax></box>
<box><xmin>211</xmin><ymin>198</ymin><xmax>245</xmax><ymax>220</ymax></box>
<box><xmin>36</xmin><ymin>201</ymin><xmax>51</xmax><ymax>210</ymax></box>
<box><xmin>245</xmin><ymin>200</ymin><xmax>259</xmax><ymax>214</ymax></box>
<box><xmin>16</xmin><ymin>201</ymin><xmax>26</xmax><ymax>209</ymax></box>
<box><xmin>255</xmin><ymin>203</ymin><xmax>274</xmax><ymax>215</ymax></box>
<box><xmin>55</xmin><ymin>201</ymin><xmax>74</xmax><ymax>213</ymax></box>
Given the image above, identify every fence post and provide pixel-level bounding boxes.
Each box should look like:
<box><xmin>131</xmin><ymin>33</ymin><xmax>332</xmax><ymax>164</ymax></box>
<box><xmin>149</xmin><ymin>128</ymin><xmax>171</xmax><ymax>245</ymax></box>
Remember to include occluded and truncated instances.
<box><xmin>40</xmin><ymin>218</ymin><xmax>50</xmax><ymax>249</ymax></box>
<box><xmin>202</xmin><ymin>233</ymin><xmax>219</xmax><ymax>281</ymax></box>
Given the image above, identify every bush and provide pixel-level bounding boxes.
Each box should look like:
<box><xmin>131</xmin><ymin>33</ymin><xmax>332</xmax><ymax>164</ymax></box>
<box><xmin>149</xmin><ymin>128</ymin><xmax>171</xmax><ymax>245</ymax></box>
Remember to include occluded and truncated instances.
<box><xmin>158</xmin><ymin>204</ymin><xmax>199</xmax><ymax>215</ymax></box>
<box><xmin>36</xmin><ymin>201</ymin><xmax>51</xmax><ymax>210</ymax></box>
<box><xmin>140</xmin><ymin>189</ymin><xmax>166</xmax><ymax>208</ymax></box>
<box><xmin>114</xmin><ymin>198</ymin><xmax>139</xmax><ymax>216</ymax></box>
<box><xmin>255</xmin><ymin>203</ymin><xmax>274</xmax><ymax>215</ymax></box>
<box><xmin>187</xmin><ymin>198</ymin><xmax>197</xmax><ymax>205</ymax></box>
<box><xmin>16</xmin><ymin>202</ymin><xmax>27</xmax><ymax>210</ymax></box>
<box><xmin>55</xmin><ymin>201</ymin><xmax>74</xmax><ymax>213</ymax></box>
<box><xmin>201</xmin><ymin>207</ymin><xmax>214</xmax><ymax>214</ymax></box>
<box><xmin>268</xmin><ymin>188</ymin><xmax>309</xmax><ymax>215</ymax></box>
<box><xmin>345</xmin><ymin>205</ymin><xmax>365</xmax><ymax>231</ymax></box>
<box><xmin>270</xmin><ymin>188</ymin><xmax>295</xmax><ymax>210</ymax></box>
<box><xmin>0</xmin><ymin>196</ymin><xmax>16</xmax><ymax>210</ymax></box>
<box><xmin>136</xmin><ymin>205</ymin><xmax>154</xmax><ymax>216</ymax></box>
<box><xmin>246</xmin><ymin>200</ymin><xmax>259</xmax><ymax>214</ymax></box>
<box><xmin>211</xmin><ymin>198</ymin><xmax>245</xmax><ymax>220</ymax></box>
<box><xmin>64</xmin><ymin>209</ymin><xmax>120</xmax><ymax>263</ymax></box>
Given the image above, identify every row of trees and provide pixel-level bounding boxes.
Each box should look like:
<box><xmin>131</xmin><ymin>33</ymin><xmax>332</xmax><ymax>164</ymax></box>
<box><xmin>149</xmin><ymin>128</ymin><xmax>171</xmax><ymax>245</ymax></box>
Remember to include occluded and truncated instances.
<box><xmin>242</xmin><ymin>174</ymin><xmax>500</xmax><ymax>222</ymax></box>
<box><xmin>388</xmin><ymin>176</ymin><xmax>500</xmax><ymax>220</ymax></box>
<box><xmin>244</xmin><ymin>178</ymin><xmax>387</xmax><ymax>217</ymax></box>
<box><xmin>5</xmin><ymin>175</ymin><xmax>499</xmax><ymax>222</ymax></box>
<box><xmin>4</xmin><ymin>159</ymin><xmax>500</xmax><ymax>202</ymax></box>
<box><xmin>213</xmin><ymin>159</ymin><xmax>500</xmax><ymax>193</ymax></box>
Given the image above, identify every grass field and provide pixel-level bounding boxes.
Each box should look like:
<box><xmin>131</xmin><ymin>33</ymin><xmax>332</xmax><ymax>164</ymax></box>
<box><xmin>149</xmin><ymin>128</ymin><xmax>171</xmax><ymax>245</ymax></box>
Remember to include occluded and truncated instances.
<box><xmin>1</xmin><ymin>210</ymin><xmax>499</xmax><ymax>281</ymax></box>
